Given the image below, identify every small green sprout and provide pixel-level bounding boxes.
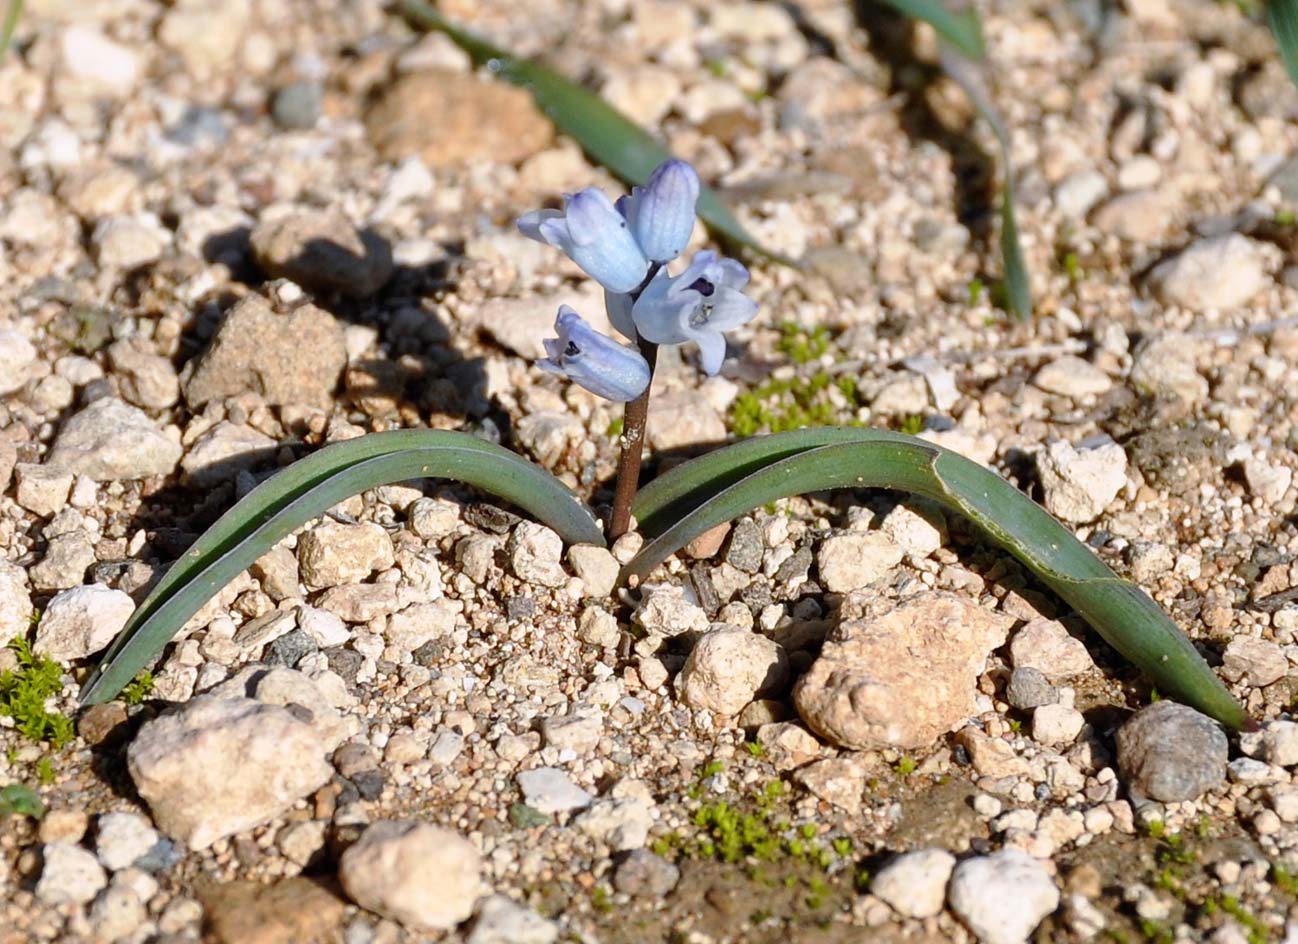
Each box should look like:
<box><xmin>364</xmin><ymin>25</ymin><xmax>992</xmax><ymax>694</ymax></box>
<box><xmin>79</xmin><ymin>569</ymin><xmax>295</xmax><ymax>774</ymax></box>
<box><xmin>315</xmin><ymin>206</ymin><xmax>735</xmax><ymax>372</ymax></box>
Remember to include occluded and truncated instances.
<box><xmin>968</xmin><ymin>278</ymin><xmax>985</xmax><ymax>305</ymax></box>
<box><xmin>897</xmin><ymin>414</ymin><xmax>925</xmax><ymax>435</ymax></box>
<box><xmin>35</xmin><ymin>757</ymin><xmax>55</xmax><ymax>786</ymax></box>
<box><xmin>1276</xmin><ymin>208</ymin><xmax>1296</xmax><ymax>227</ymax></box>
<box><xmin>121</xmin><ymin>669</ymin><xmax>155</xmax><ymax>706</ymax></box>
<box><xmin>893</xmin><ymin>755</ymin><xmax>917</xmax><ymax>777</ymax></box>
<box><xmin>591</xmin><ymin>885</ymin><xmax>614</xmax><ymax>913</ymax></box>
<box><xmin>744</xmin><ymin>741</ymin><xmax>766</xmax><ymax>758</ymax></box>
<box><xmin>776</xmin><ymin>322</ymin><xmax>830</xmax><ymax>365</ymax></box>
<box><xmin>0</xmin><ymin>639</ymin><xmax>74</xmax><ymax>748</ymax></box>
<box><xmin>606</xmin><ymin>417</ymin><xmax>624</xmax><ymax>438</ymax></box>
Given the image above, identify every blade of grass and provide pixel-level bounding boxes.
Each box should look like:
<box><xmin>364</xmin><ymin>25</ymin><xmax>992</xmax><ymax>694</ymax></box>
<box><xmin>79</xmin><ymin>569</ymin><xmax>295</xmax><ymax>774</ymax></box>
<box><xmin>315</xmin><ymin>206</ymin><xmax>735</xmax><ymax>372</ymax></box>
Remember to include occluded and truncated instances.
<box><xmin>622</xmin><ymin>435</ymin><xmax>1247</xmax><ymax>729</ymax></box>
<box><xmin>633</xmin><ymin>427</ymin><xmax>907</xmax><ymax>537</ymax></box>
<box><xmin>1272</xmin><ymin>0</ymin><xmax>1298</xmax><ymax>88</ymax></box>
<box><xmin>1</xmin><ymin>0</ymin><xmax>22</xmax><ymax>62</ymax></box>
<box><xmin>875</xmin><ymin>0</ymin><xmax>985</xmax><ymax>59</ymax></box>
<box><xmin>938</xmin><ymin>22</ymin><xmax>1032</xmax><ymax>319</ymax></box>
<box><xmin>82</xmin><ymin>432</ymin><xmax>603</xmax><ymax>704</ymax></box>
<box><xmin>400</xmin><ymin>0</ymin><xmax>794</xmax><ymax>265</ymax></box>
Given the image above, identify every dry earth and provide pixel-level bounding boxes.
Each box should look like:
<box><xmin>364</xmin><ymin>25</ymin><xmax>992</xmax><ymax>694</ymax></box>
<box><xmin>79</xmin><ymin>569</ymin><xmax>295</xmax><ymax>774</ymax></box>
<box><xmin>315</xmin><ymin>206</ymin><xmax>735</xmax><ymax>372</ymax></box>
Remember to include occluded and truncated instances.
<box><xmin>1</xmin><ymin>0</ymin><xmax>1298</xmax><ymax>942</ymax></box>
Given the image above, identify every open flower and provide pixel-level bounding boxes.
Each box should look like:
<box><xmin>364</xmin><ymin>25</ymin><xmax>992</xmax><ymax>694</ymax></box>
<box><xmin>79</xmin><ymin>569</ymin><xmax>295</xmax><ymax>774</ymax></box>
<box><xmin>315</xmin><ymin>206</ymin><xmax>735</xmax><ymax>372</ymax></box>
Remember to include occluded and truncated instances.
<box><xmin>617</xmin><ymin>159</ymin><xmax>699</xmax><ymax>263</ymax></box>
<box><xmin>537</xmin><ymin>305</ymin><xmax>651</xmax><ymax>402</ymax></box>
<box><xmin>629</xmin><ymin>251</ymin><xmax>758</xmax><ymax>375</ymax></box>
<box><xmin>518</xmin><ymin>189</ymin><xmax>649</xmax><ymax>293</ymax></box>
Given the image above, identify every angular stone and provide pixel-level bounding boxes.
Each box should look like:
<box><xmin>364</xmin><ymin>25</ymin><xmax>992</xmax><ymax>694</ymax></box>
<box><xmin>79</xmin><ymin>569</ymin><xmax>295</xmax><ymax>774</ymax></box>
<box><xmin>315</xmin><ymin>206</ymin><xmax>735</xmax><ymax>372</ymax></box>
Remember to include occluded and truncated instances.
<box><xmin>250</xmin><ymin>210</ymin><xmax>394</xmax><ymax>298</ymax></box>
<box><xmin>34</xmin><ymin>584</ymin><xmax>135</xmax><ymax>661</ymax></box>
<box><xmin>127</xmin><ymin>695</ymin><xmax>331</xmax><ymax>849</ymax></box>
<box><xmin>872</xmin><ymin>848</ymin><xmax>956</xmax><ymax>919</ymax></box>
<box><xmin>297</xmin><ymin>520</ymin><xmax>394</xmax><ymax>590</ymax></box>
<box><xmin>675</xmin><ymin>626</ymin><xmax>788</xmax><ymax>715</ymax></box>
<box><xmin>46</xmin><ymin>397</ymin><xmax>181</xmax><ymax>481</ymax></box>
<box><xmin>181</xmin><ymin>295</ymin><xmax>347</xmax><ymax>409</ymax></box>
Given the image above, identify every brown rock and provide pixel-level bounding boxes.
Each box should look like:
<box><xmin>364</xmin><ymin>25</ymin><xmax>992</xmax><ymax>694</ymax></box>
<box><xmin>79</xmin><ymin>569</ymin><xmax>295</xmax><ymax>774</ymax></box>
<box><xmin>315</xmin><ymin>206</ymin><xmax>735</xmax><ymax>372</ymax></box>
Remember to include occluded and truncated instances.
<box><xmin>794</xmin><ymin>593</ymin><xmax>1013</xmax><ymax>750</ymax></box>
<box><xmin>181</xmin><ymin>295</ymin><xmax>347</xmax><ymax>409</ymax></box>
<box><xmin>365</xmin><ymin>71</ymin><xmax>553</xmax><ymax>168</ymax></box>
<box><xmin>250</xmin><ymin>210</ymin><xmax>394</xmax><ymax>298</ymax></box>
<box><xmin>200</xmin><ymin>877</ymin><xmax>345</xmax><ymax>944</ymax></box>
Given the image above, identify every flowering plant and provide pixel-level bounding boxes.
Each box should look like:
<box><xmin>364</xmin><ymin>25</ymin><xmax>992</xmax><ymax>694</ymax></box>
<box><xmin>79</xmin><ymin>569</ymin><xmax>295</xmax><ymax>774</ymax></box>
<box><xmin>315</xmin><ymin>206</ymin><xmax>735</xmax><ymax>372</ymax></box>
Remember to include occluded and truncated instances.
<box><xmin>517</xmin><ymin>159</ymin><xmax>758</xmax><ymax>536</ymax></box>
<box><xmin>83</xmin><ymin>161</ymin><xmax>1248</xmax><ymax>733</ymax></box>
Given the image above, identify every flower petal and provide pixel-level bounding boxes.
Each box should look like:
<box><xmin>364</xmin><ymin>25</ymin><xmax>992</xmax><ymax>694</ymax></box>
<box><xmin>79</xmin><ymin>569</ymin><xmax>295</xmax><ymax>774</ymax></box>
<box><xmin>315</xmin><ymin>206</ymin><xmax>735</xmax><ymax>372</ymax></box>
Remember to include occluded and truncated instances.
<box><xmin>693</xmin><ymin>329</ymin><xmax>727</xmax><ymax>376</ymax></box>
<box><xmin>517</xmin><ymin>208</ymin><xmax>565</xmax><ymax>245</ymax></box>
<box><xmin>604</xmin><ymin>289</ymin><xmax>637</xmax><ymax>341</ymax></box>
<box><xmin>702</xmin><ymin>288</ymin><xmax>759</xmax><ymax>332</ymax></box>
<box><xmin>630</xmin><ymin>159</ymin><xmax>700</xmax><ymax>263</ymax></box>
<box><xmin>540</xmin><ymin>305</ymin><xmax>650</xmax><ymax>402</ymax></box>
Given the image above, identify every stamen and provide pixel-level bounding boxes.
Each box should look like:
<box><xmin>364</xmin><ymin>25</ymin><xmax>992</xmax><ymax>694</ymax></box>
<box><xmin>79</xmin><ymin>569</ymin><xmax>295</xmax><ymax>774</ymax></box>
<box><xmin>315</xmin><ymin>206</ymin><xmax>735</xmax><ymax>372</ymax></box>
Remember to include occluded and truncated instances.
<box><xmin>686</xmin><ymin>278</ymin><xmax>715</xmax><ymax>297</ymax></box>
<box><xmin>564</xmin><ymin>341</ymin><xmax>581</xmax><ymax>357</ymax></box>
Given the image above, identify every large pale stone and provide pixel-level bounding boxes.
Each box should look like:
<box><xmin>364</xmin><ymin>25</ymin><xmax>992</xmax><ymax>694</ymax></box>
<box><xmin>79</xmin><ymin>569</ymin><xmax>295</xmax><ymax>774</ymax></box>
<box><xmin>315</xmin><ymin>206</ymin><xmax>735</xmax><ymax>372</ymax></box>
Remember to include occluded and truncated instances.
<box><xmin>339</xmin><ymin>820</ymin><xmax>483</xmax><ymax>931</ymax></box>
<box><xmin>794</xmin><ymin>593</ymin><xmax>1013</xmax><ymax>750</ymax></box>
<box><xmin>127</xmin><ymin>695</ymin><xmax>331</xmax><ymax>850</ymax></box>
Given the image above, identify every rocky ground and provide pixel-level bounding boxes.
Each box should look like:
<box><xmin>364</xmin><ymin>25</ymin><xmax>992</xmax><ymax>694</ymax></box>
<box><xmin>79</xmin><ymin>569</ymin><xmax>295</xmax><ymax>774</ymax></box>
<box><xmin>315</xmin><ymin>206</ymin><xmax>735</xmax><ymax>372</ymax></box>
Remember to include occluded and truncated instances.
<box><xmin>1</xmin><ymin>0</ymin><xmax>1298</xmax><ymax>941</ymax></box>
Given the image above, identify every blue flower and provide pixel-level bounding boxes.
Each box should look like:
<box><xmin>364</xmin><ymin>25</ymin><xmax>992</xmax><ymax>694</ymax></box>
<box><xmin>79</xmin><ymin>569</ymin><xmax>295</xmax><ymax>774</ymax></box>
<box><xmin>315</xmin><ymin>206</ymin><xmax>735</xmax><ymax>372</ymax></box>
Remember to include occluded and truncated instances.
<box><xmin>518</xmin><ymin>189</ymin><xmax>650</xmax><ymax>293</ymax></box>
<box><xmin>537</xmin><ymin>305</ymin><xmax>651</xmax><ymax>402</ymax></box>
<box><xmin>629</xmin><ymin>251</ymin><xmax>758</xmax><ymax>375</ymax></box>
<box><xmin>617</xmin><ymin>159</ymin><xmax>700</xmax><ymax>263</ymax></box>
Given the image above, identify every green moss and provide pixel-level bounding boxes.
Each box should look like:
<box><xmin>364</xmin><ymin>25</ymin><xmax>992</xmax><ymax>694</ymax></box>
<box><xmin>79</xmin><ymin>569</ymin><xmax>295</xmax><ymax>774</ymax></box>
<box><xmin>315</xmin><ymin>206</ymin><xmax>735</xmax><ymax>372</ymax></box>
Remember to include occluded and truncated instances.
<box><xmin>1272</xmin><ymin>862</ymin><xmax>1297</xmax><ymax>896</ymax></box>
<box><xmin>893</xmin><ymin>755</ymin><xmax>917</xmax><ymax>777</ymax></box>
<box><xmin>968</xmin><ymin>278</ymin><xmax>985</xmax><ymax>305</ymax></box>
<box><xmin>729</xmin><ymin>370</ymin><xmax>862</xmax><ymax>437</ymax></box>
<box><xmin>591</xmin><ymin>885</ymin><xmax>614</xmax><ymax>913</ymax></box>
<box><xmin>606</xmin><ymin>416</ymin><xmax>624</xmax><ymax>438</ymax></box>
<box><xmin>0</xmin><ymin>639</ymin><xmax>74</xmax><ymax>748</ymax></box>
<box><xmin>776</xmin><ymin>322</ymin><xmax>830</xmax><ymax>365</ymax></box>
<box><xmin>35</xmin><ymin>756</ymin><xmax>55</xmax><ymax>786</ymax></box>
<box><xmin>1276</xmin><ymin>208</ymin><xmax>1297</xmax><ymax>227</ymax></box>
<box><xmin>122</xmin><ymin>669</ymin><xmax>155</xmax><ymax>706</ymax></box>
<box><xmin>0</xmin><ymin>783</ymin><xmax>43</xmax><ymax>819</ymax></box>
<box><xmin>898</xmin><ymin>413</ymin><xmax>925</xmax><ymax>435</ymax></box>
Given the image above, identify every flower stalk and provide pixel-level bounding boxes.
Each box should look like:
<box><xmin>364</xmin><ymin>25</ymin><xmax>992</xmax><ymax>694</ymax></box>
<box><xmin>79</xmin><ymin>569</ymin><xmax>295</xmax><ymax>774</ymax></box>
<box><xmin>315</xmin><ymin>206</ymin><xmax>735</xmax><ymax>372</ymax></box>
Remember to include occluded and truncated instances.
<box><xmin>609</xmin><ymin>263</ymin><xmax>661</xmax><ymax>539</ymax></box>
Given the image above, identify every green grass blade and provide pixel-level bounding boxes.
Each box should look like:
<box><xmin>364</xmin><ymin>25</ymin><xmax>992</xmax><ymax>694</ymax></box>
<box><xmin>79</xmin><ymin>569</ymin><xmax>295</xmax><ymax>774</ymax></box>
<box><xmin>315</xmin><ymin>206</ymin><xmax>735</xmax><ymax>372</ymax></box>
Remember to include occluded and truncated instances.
<box><xmin>622</xmin><ymin>434</ymin><xmax>1247</xmax><ymax>729</ymax></box>
<box><xmin>400</xmin><ymin>0</ymin><xmax>794</xmax><ymax>266</ymax></box>
<box><xmin>938</xmin><ymin>40</ymin><xmax>1032</xmax><ymax>319</ymax></box>
<box><xmin>0</xmin><ymin>0</ymin><xmax>22</xmax><ymax>62</ymax></box>
<box><xmin>633</xmin><ymin>427</ymin><xmax>910</xmax><ymax>537</ymax></box>
<box><xmin>1272</xmin><ymin>0</ymin><xmax>1298</xmax><ymax>88</ymax></box>
<box><xmin>875</xmin><ymin>0</ymin><xmax>985</xmax><ymax>59</ymax></box>
<box><xmin>81</xmin><ymin>431</ymin><xmax>603</xmax><ymax>704</ymax></box>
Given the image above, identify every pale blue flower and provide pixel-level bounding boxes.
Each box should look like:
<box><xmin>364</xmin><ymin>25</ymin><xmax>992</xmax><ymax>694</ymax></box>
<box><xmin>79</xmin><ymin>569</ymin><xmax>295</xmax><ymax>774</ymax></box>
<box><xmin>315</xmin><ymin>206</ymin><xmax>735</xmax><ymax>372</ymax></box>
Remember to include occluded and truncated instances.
<box><xmin>518</xmin><ymin>189</ymin><xmax>649</xmax><ymax>293</ymax></box>
<box><xmin>603</xmin><ymin>288</ymin><xmax>636</xmax><ymax>341</ymax></box>
<box><xmin>537</xmin><ymin>305</ymin><xmax>651</xmax><ymax>402</ymax></box>
<box><xmin>617</xmin><ymin>159</ymin><xmax>700</xmax><ymax>263</ymax></box>
<box><xmin>630</xmin><ymin>251</ymin><xmax>758</xmax><ymax>375</ymax></box>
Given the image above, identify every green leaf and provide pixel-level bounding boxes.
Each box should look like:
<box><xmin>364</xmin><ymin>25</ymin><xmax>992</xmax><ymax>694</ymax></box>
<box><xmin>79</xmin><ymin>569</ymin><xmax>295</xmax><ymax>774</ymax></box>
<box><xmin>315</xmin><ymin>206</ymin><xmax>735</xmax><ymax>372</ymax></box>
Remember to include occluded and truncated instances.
<box><xmin>82</xmin><ymin>431</ymin><xmax>603</xmax><ymax>705</ymax></box>
<box><xmin>400</xmin><ymin>0</ymin><xmax>794</xmax><ymax>265</ymax></box>
<box><xmin>875</xmin><ymin>0</ymin><xmax>985</xmax><ymax>59</ymax></box>
<box><xmin>0</xmin><ymin>0</ymin><xmax>21</xmax><ymax>62</ymax></box>
<box><xmin>624</xmin><ymin>431</ymin><xmax>1247</xmax><ymax>730</ymax></box>
<box><xmin>938</xmin><ymin>39</ymin><xmax>1032</xmax><ymax>319</ymax></box>
<box><xmin>1272</xmin><ymin>0</ymin><xmax>1298</xmax><ymax>88</ymax></box>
